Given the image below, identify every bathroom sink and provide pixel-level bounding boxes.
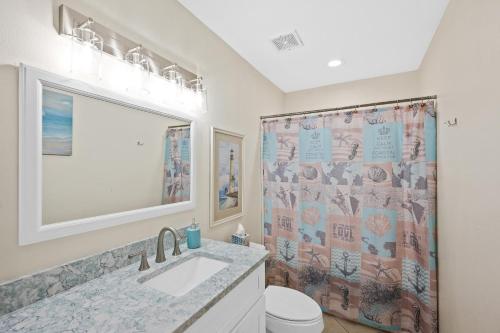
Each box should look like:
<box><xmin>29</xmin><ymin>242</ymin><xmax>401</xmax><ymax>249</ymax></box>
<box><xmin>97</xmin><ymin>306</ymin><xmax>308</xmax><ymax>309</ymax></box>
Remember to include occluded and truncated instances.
<box><xmin>143</xmin><ymin>256</ymin><xmax>229</xmax><ymax>297</ymax></box>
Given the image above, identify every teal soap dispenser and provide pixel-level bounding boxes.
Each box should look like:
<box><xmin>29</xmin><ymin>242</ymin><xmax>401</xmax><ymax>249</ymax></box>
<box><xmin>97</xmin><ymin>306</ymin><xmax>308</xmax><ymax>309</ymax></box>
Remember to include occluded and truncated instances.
<box><xmin>187</xmin><ymin>218</ymin><xmax>201</xmax><ymax>249</ymax></box>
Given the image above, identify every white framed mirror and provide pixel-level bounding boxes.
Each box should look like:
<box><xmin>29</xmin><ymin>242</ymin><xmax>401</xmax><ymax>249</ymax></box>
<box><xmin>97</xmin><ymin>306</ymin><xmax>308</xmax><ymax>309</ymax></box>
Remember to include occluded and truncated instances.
<box><xmin>19</xmin><ymin>64</ymin><xmax>196</xmax><ymax>245</ymax></box>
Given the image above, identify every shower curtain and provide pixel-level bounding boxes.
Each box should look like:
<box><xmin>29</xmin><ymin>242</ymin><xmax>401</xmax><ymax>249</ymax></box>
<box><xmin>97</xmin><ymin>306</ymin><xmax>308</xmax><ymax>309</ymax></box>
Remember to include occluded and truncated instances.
<box><xmin>162</xmin><ymin>126</ymin><xmax>191</xmax><ymax>204</ymax></box>
<box><xmin>261</xmin><ymin>102</ymin><xmax>437</xmax><ymax>333</ymax></box>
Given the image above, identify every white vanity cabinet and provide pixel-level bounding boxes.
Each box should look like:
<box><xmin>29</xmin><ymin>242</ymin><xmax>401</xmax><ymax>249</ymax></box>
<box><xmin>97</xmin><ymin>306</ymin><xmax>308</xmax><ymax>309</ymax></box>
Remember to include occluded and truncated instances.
<box><xmin>230</xmin><ymin>296</ymin><xmax>266</xmax><ymax>333</ymax></box>
<box><xmin>186</xmin><ymin>263</ymin><xmax>266</xmax><ymax>333</ymax></box>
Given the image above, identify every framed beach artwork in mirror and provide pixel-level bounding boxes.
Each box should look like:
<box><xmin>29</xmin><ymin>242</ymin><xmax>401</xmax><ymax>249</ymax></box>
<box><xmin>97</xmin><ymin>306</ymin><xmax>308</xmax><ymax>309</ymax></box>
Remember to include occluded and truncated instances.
<box><xmin>210</xmin><ymin>127</ymin><xmax>244</xmax><ymax>227</ymax></box>
<box><xmin>42</xmin><ymin>88</ymin><xmax>73</xmax><ymax>156</ymax></box>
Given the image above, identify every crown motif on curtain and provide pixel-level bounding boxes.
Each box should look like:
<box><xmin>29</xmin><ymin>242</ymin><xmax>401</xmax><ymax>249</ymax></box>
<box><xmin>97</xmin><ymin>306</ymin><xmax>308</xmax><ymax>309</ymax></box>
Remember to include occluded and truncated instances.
<box><xmin>378</xmin><ymin>126</ymin><xmax>390</xmax><ymax>135</ymax></box>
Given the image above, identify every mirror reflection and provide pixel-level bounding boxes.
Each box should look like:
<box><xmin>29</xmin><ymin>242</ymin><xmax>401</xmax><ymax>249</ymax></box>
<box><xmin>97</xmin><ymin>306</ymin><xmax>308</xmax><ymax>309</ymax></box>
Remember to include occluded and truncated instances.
<box><xmin>41</xmin><ymin>86</ymin><xmax>191</xmax><ymax>225</ymax></box>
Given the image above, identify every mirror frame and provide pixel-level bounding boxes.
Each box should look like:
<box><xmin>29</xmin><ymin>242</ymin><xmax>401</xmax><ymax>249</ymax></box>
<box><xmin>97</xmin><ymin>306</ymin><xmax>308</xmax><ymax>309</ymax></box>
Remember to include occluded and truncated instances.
<box><xmin>19</xmin><ymin>64</ymin><xmax>196</xmax><ymax>245</ymax></box>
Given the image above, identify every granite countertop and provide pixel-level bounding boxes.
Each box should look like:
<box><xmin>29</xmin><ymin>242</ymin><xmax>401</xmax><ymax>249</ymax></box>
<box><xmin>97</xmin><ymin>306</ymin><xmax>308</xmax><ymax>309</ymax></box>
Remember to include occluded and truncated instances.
<box><xmin>0</xmin><ymin>239</ymin><xmax>268</xmax><ymax>333</ymax></box>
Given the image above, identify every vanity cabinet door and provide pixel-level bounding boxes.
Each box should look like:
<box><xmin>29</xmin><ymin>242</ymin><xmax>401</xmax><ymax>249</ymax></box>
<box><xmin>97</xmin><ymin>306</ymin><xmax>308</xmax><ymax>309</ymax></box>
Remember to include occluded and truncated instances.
<box><xmin>231</xmin><ymin>296</ymin><xmax>265</xmax><ymax>333</ymax></box>
<box><xmin>185</xmin><ymin>264</ymin><xmax>265</xmax><ymax>333</ymax></box>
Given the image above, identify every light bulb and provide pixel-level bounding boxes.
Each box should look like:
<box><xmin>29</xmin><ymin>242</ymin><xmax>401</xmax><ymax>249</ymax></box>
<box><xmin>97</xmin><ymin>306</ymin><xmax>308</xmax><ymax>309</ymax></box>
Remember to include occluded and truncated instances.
<box><xmin>328</xmin><ymin>59</ymin><xmax>343</xmax><ymax>68</ymax></box>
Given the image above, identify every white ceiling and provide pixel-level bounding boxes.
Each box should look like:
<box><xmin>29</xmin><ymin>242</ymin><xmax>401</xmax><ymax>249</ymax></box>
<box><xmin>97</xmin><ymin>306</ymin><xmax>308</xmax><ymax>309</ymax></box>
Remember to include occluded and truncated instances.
<box><xmin>178</xmin><ymin>0</ymin><xmax>449</xmax><ymax>92</ymax></box>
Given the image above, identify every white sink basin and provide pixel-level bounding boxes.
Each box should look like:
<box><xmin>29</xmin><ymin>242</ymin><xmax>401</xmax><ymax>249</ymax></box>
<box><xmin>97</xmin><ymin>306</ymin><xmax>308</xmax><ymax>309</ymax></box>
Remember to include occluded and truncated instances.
<box><xmin>143</xmin><ymin>256</ymin><xmax>229</xmax><ymax>297</ymax></box>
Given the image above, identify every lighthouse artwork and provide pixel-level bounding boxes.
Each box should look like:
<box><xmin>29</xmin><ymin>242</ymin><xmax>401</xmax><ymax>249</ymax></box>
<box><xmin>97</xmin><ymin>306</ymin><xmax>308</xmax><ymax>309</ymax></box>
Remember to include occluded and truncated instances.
<box><xmin>218</xmin><ymin>142</ymin><xmax>239</xmax><ymax>210</ymax></box>
<box><xmin>211</xmin><ymin>127</ymin><xmax>244</xmax><ymax>226</ymax></box>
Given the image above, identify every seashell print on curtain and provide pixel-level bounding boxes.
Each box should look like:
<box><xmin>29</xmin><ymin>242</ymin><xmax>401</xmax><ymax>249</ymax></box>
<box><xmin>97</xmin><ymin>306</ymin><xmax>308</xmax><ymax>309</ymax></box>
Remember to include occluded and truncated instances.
<box><xmin>261</xmin><ymin>102</ymin><xmax>437</xmax><ymax>333</ymax></box>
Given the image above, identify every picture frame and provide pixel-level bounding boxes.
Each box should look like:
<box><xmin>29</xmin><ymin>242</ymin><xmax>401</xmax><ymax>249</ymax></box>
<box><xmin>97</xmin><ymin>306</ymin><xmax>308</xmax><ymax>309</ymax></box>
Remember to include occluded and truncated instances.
<box><xmin>42</xmin><ymin>87</ymin><xmax>73</xmax><ymax>156</ymax></box>
<box><xmin>210</xmin><ymin>127</ymin><xmax>244</xmax><ymax>227</ymax></box>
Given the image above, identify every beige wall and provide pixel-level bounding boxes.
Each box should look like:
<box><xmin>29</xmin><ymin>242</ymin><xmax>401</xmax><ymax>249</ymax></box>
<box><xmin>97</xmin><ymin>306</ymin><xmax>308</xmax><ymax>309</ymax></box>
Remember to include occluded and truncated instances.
<box><xmin>0</xmin><ymin>0</ymin><xmax>284</xmax><ymax>282</ymax></box>
<box><xmin>419</xmin><ymin>0</ymin><xmax>500</xmax><ymax>332</ymax></box>
<box><xmin>284</xmin><ymin>71</ymin><xmax>420</xmax><ymax>113</ymax></box>
<box><xmin>43</xmin><ymin>89</ymin><xmax>187</xmax><ymax>224</ymax></box>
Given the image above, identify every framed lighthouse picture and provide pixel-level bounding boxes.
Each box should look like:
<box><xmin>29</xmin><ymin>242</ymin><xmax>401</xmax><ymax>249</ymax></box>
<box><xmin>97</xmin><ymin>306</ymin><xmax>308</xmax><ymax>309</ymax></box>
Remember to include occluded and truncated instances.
<box><xmin>210</xmin><ymin>127</ymin><xmax>244</xmax><ymax>227</ymax></box>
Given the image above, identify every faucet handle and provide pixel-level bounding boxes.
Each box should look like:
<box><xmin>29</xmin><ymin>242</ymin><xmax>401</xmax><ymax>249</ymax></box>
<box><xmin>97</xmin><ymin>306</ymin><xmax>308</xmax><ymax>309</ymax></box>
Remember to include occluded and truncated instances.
<box><xmin>128</xmin><ymin>250</ymin><xmax>150</xmax><ymax>271</ymax></box>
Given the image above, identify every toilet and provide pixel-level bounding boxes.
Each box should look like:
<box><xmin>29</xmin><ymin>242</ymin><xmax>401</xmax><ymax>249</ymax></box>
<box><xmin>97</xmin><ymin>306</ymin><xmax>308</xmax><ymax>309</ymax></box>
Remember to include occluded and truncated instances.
<box><xmin>264</xmin><ymin>286</ymin><xmax>324</xmax><ymax>333</ymax></box>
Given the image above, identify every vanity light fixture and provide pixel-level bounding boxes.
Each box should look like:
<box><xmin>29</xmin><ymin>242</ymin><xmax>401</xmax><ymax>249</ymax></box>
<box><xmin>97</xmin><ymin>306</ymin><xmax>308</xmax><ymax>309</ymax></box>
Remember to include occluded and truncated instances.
<box><xmin>176</xmin><ymin>74</ymin><xmax>186</xmax><ymax>90</ymax></box>
<box><xmin>162</xmin><ymin>64</ymin><xmax>187</xmax><ymax>90</ymax></box>
<box><xmin>189</xmin><ymin>76</ymin><xmax>206</xmax><ymax>111</ymax></box>
<box><xmin>189</xmin><ymin>76</ymin><xmax>205</xmax><ymax>94</ymax></box>
<box><xmin>60</xmin><ymin>5</ymin><xmax>207</xmax><ymax>113</ymax></box>
<box><xmin>328</xmin><ymin>59</ymin><xmax>343</xmax><ymax>68</ymax></box>
<box><xmin>162</xmin><ymin>64</ymin><xmax>180</xmax><ymax>83</ymax></box>
<box><xmin>125</xmin><ymin>45</ymin><xmax>150</xmax><ymax>72</ymax></box>
<box><xmin>71</xmin><ymin>17</ymin><xmax>103</xmax><ymax>52</ymax></box>
<box><xmin>70</xmin><ymin>17</ymin><xmax>103</xmax><ymax>79</ymax></box>
<box><xmin>60</xmin><ymin>5</ymin><xmax>199</xmax><ymax>81</ymax></box>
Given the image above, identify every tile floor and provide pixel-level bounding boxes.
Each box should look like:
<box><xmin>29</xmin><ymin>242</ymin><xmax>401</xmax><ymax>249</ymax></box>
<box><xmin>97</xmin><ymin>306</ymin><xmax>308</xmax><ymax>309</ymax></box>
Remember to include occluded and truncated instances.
<box><xmin>323</xmin><ymin>314</ymin><xmax>384</xmax><ymax>333</ymax></box>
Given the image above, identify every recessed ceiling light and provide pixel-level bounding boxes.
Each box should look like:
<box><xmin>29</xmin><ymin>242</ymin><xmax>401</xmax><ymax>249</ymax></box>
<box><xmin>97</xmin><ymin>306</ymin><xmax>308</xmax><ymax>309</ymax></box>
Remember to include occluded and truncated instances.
<box><xmin>328</xmin><ymin>59</ymin><xmax>342</xmax><ymax>68</ymax></box>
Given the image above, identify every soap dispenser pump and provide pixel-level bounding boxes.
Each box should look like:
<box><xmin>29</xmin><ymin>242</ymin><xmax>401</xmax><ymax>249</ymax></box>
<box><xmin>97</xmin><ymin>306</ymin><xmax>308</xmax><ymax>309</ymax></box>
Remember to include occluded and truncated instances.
<box><xmin>187</xmin><ymin>218</ymin><xmax>201</xmax><ymax>249</ymax></box>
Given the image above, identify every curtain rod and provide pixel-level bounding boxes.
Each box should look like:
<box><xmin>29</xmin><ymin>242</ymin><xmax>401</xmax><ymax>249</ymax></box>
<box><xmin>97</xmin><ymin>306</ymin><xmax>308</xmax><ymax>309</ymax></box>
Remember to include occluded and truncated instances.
<box><xmin>260</xmin><ymin>95</ymin><xmax>437</xmax><ymax>120</ymax></box>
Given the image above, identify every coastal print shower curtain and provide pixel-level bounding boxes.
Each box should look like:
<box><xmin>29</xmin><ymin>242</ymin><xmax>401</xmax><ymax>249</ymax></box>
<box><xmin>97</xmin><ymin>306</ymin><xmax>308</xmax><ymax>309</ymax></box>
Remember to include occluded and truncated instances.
<box><xmin>262</xmin><ymin>102</ymin><xmax>437</xmax><ymax>333</ymax></box>
<box><xmin>162</xmin><ymin>126</ymin><xmax>191</xmax><ymax>204</ymax></box>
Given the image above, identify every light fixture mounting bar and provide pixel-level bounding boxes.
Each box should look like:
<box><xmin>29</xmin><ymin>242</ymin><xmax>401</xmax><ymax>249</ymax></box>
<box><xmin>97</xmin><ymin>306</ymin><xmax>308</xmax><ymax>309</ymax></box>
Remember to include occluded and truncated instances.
<box><xmin>58</xmin><ymin>5</ymin><xmax>197</xmax><ymax>81</ymax></box>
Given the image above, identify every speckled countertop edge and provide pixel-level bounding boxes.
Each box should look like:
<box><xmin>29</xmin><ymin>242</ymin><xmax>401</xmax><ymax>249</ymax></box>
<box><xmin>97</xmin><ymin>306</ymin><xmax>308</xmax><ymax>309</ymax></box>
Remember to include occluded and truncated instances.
<box><xmin>0</xmin><ymin>239</ymin><xmax>269</xmax><ymax>333</ymax></box>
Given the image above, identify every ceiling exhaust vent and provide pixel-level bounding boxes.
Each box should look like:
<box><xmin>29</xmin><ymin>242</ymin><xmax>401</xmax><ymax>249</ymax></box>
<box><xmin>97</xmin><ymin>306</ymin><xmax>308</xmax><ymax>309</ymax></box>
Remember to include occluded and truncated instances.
<box><xmin>271</xmin><ymin>30</ymin><xmax>304</xmax><ymax>51</ymax></box>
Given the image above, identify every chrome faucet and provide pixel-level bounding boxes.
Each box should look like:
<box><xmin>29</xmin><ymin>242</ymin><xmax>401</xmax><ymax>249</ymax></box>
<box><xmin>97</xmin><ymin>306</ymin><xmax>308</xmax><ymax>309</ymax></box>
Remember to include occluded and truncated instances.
<box><xmin>156</xmin><ymin>227</ymin><xmax>182</xmax><ymax>263</ymax></box>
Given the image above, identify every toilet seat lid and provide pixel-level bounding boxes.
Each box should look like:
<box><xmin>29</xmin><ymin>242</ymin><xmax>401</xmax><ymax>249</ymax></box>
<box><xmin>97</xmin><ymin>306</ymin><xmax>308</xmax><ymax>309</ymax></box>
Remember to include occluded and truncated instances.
<box><xmin>265</xmin><ymin>286</ymin><xmax>322</xmax><ymax>322</ymax></box>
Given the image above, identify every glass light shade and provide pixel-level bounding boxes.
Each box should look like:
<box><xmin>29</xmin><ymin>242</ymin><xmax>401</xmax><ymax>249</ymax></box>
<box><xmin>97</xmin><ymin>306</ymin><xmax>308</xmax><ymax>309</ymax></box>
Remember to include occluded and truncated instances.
<box><xmin>125</xmin><ymin>46</ymin><xmax>150</xmax><ymax>73</ymax></box>
<box><xmin>70</xmin><ymin>20</ymin><xmax>103</xmax><ymax>80</ymax></box>
<box><xmin>70</xmin><ymin>36</ymin><xmax>103</xmax><ymax>80</ymax></box>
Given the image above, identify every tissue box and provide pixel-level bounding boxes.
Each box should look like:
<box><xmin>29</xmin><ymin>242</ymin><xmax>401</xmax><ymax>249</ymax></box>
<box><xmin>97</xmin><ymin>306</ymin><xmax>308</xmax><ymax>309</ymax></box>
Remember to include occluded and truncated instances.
<box><xmin>231</xmin><ymin>233</ymin><xmax>250</xmax><ymax>246</ymax></box>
